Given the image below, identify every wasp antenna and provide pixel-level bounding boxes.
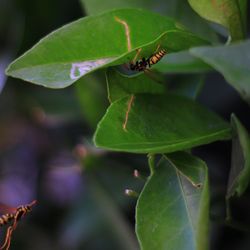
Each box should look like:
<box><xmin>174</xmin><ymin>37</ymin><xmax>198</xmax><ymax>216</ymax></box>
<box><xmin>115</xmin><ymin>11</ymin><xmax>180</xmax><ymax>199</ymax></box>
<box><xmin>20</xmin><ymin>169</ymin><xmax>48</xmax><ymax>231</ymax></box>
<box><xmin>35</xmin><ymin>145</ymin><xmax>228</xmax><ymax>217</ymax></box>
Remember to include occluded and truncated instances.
<box><xmin>154</xmin><ymin>44</ymin><xmax>161</xmax><ymax>53</ymax></box>
<box><xmin>29</xmin><ymin>200</ymin><xmax>37</xmax><ymax>207</ymax></box>
<box><xmin>124</xmin><ymin>189</ymin><xmax>139</xmax><ymax>198</ymax></box>
<box><xmin>0</xmin><ymin>200</ymin><xmax>37</xmax><ymax>250</ymax></box>
<box><xmin>132</xmin><ymin>48</ymin><xmax>142</xmax><ymax>64</ymax></box>
<box><xmin>0</xmin><ymin>226</ymin><xmax>14</xmax><ymax>250</ymax></box>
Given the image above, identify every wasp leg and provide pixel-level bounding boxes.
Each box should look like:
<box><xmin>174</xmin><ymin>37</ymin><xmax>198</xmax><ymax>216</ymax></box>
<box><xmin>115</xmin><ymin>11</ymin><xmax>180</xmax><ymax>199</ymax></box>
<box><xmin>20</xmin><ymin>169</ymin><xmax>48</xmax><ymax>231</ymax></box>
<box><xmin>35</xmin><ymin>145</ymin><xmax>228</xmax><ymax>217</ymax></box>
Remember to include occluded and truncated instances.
<box><xmin>0</xmin><ymin>215</ymin><xmax>20</xmax><ymax>250</ymax></box>
<box><xmin>132</xmin><ymin>48</ymin><xmax>142</xmax><ymax>65</ymax></box>
<box><xmin>0</xmin><ymin>226</ymin><xmax>14</xmax><ymax>250</ymax></box>
<box><xmin>153</xmin><ymin>44</ymin><xmax>161</xmax><ymax>54</ymax></box>
<box><xmin>144</xmin><ymin>69</ymin><xmax>165</xmax><ymax>84</ymax></box>
<box><xmin>5</xmin><ymin>227</ymin><xmax>14</xmax><ymax>250</ymax></box>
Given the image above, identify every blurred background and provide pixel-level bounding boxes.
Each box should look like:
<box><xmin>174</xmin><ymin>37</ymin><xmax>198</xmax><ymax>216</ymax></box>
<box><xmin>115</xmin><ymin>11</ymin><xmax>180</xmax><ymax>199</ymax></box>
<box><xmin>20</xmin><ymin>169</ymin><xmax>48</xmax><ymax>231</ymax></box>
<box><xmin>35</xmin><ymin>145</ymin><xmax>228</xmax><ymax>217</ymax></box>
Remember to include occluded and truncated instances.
<box><xmin>0</xmin><ymin>0</ymin><xmax>250</xmax><ymax>249</ymax></box>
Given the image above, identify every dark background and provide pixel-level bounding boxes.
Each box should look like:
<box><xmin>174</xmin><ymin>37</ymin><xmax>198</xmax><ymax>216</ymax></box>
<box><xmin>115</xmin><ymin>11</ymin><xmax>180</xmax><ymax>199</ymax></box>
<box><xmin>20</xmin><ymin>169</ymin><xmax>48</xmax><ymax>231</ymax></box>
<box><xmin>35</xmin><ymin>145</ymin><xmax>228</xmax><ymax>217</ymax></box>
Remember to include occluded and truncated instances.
<box><xmin>0</xmin><ymin>0</ymin><xmax>250</xmax><ymax>249</ymax></box>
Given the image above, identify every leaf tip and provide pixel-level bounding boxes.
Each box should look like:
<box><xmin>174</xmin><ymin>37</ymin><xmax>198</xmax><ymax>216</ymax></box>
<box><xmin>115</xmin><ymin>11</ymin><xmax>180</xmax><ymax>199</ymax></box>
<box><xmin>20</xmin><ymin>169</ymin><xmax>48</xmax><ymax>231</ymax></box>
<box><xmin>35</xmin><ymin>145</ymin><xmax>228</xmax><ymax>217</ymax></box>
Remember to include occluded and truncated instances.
<box><xmin>5</xmin><ymin>62</ymin><xmax>12</xmax><ymax>76</ymax></box>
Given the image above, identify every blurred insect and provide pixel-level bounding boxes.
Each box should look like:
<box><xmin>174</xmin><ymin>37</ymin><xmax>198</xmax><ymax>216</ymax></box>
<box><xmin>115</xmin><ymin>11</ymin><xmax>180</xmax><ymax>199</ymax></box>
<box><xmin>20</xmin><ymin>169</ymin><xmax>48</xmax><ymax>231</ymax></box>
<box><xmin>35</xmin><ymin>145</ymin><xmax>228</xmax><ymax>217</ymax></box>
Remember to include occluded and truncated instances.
<box><xmin>0</xmin><ymin>200</ymin><xmax>37</xmax><ymax>250</ymax></box>
<box><xmin>129</xmin><ymin>46</ymin><xmax>167</xmax><ymax>72</ymax></box>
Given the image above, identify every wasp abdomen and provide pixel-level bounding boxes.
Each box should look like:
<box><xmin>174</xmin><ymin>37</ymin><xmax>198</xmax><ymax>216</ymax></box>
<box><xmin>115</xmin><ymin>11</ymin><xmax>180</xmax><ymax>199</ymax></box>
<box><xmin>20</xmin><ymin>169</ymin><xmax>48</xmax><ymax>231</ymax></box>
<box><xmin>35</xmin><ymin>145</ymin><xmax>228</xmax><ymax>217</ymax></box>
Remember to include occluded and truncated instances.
<box><xmin>0</xmin><ymin>214</ymin><xmax>14</xmax><ymax>226</ymax></box>
<box><xmin>129</xmin><ymin>48</ymin><xmax>166</xmax><ymax>72</ymax></box>
<box><xmin>149</xmin><ymin>49</ymin><xmax>167</xmax><ymax>66</ymax></box>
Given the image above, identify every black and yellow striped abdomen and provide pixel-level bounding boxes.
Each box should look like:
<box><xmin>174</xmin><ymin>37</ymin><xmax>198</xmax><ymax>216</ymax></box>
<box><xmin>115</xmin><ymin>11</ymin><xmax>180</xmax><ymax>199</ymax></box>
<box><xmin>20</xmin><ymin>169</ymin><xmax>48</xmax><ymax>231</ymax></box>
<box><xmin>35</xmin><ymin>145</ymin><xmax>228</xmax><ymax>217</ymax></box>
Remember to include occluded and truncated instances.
<box><xmin>149</xmin><ymin>49</ymin><xmax>167</xmax><ymax>66</ymax></box>
<box><xmin>0</xmin><ymin>205</ymin><xmax>31</xmax><ymax>227</ymax></box>
<box><xmin>0</xmin><ymin>214</ymin><xmax>14</xmax><ymax>226</ymax></box>
<box><xmin>0</xmin><ymin>205</ymin><xmax>31</xmax><ymax>226</ymax></box>
<box><xmin>15</xmin><ymin>205</ymin><xmax>31</xmax><ymax>221</ymax></box>
<box><xmin>129</xmin><ymin>48</ymin><xmax>167</xmax><ymax>72</ymax></box>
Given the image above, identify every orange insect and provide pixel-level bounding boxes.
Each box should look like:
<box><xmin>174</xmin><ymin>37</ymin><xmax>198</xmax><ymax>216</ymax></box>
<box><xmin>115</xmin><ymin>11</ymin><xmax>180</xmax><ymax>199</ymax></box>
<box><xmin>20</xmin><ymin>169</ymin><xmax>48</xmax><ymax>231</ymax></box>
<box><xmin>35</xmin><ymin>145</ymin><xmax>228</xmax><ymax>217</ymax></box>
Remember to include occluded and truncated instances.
<box><xmin>121</xmin><ymin>46</ymin><xmax>167</xmax><ymax>131</ymax></box>
<box><xmin>0</xmin><ymin>200</ymin><xmax>37</xmax><ymax>250</ymax></box>
<box><xmin>129</xmin><ymin>48</ymin><xmax>167</xmax><ymax>72</ymax></box>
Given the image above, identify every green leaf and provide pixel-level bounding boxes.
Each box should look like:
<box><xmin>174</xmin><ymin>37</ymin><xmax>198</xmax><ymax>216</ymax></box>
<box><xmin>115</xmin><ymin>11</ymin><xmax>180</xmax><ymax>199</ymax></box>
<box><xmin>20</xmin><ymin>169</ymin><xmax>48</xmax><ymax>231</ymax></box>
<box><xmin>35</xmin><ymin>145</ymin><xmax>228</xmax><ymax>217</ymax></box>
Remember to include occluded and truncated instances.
<box><xmin>188</xmin><ymin>0</ymin><xmax>246</xmax><ymax>41</ymax></box>
<box><xmin>75</xmin><ymin>72</ymin><xmax>108</xmax><ymax>128</ymax></box>
<box><xmin>136</xmin><ymin>152</ymin><xmax>209</xmax><ymax>250</ymax></box>
<box><xmin>81</xmin><ymin>0</ymin><xmax>216</xmax><ymax>73</ymax></box>
<box><xmin>106</xmin><ymin>68</ymin><xmax>165</xmax><ymax>103</ymax></box>
<box><xmin>154</xmin><ymin>50</ymin><xmax>212</xmax><ymax>74</ymax></box>
<box><xmin>81</xmin><ymin>0</ymin><xmax>219</xmax><ymax>43</ymax></box>
<box><xmin>238</xmin><ymin>0</ymin><xmax>248</xmax><ymax>35</ymax></box>
<box><xmin>5</xmin><ymin>9</ymin><xmax>208</xmax><ymax>88</ymax></box>
<box><xmin>190</xmin><ymin>40</ymin><xmax>250</xmax><ymax>104</ymax></box>
<box><xmin>227</xmin><ymin>114</ymin><xmax>250</xmax><ymax>198</ymax></box>
<box><xmin>94</xmin><ymin>94</ymin><xmax>231</xmax><ymax>154</ymax></box>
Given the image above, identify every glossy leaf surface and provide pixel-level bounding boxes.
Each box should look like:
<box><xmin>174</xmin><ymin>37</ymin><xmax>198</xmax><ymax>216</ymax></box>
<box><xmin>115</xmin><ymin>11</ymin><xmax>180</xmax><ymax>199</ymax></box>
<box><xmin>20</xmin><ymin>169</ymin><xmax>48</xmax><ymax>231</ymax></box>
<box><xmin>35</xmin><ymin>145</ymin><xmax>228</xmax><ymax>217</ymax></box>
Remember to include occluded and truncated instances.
<box><xmin>94</xmin><ymin>94</ymin><xmax>231</xmax><ymax>154</ymax></box>
<box><xmin>136</xmin><ymin>153</ymin><xmax>209</xmax><ymax>250</ymax></box>
<box><xmin>81</xmin><ymin>0</ymin><xmax>219</xmax><ymax>42</ymax></box>
<box><xmin>6</xmin><ymin>9</ymin><xmax>208</xmax><ymax>88</ymax></box>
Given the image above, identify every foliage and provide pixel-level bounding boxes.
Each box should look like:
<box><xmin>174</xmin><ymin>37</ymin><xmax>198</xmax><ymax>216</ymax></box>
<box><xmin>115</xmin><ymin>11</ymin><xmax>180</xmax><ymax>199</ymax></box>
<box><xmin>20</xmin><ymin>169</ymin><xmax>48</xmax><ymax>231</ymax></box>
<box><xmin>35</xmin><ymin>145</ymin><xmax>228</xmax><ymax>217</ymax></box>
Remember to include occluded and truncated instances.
<box><xmin>4</xmin><ymin>0</ymin><xmax>250</xmax><ymax>249</ymax></box>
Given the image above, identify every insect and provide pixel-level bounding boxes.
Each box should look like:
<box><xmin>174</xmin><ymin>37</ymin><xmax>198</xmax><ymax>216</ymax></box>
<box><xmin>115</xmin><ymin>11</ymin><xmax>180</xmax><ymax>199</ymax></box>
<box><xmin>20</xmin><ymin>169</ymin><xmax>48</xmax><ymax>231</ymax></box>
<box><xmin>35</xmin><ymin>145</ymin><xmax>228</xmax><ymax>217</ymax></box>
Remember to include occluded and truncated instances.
<box><xmin>129</xmin><ymin>48</ymin><xmax>167</xmax><ymax>72</ymax></box>
<box><xmin>0</xmin><ymin>214</ymin><xmax>14</xmax><ymax>227</ymax></box>
<box><xmin>0</xmin><ymin>200</ymin><xmax>37</xmax><ymax>250</ymax></box>
<box><xmin>121</xmin><ymin>47</ymin><xmax>167</xmax><ymax>131</ymax></box>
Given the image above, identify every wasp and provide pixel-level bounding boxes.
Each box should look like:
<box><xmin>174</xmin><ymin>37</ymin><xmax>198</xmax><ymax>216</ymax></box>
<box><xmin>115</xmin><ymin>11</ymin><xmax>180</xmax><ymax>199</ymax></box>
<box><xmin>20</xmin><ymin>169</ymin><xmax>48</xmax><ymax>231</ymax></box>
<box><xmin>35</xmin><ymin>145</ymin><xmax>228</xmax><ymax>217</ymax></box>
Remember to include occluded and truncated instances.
<box><xmin>0</xmin><ymin>214</ymin><xmax>14</xmax><ymax>227</ymax></box>
<box><xmin>0</xmin><ymin>200</ymin><xmax>36</xmax><ymax>250</ymax></box>
<box><xmin>129</xmin><ymin>48</ymin><xmax>167</xmax><ymax>72</ymax></box>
